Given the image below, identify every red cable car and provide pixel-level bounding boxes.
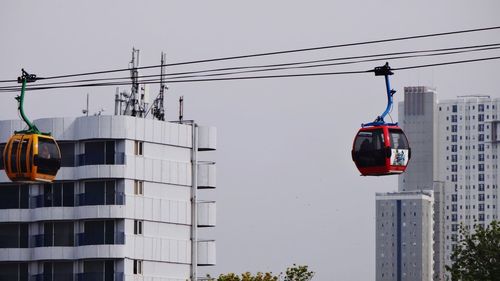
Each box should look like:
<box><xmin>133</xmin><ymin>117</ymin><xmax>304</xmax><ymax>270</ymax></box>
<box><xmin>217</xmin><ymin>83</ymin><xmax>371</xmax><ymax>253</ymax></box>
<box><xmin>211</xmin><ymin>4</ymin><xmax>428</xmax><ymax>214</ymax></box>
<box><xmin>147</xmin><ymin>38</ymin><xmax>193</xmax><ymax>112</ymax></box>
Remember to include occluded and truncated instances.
<box><xmin>351</xmin><ymin>63</ymin><xmax>411</xmax><ymax>176</ymax></box>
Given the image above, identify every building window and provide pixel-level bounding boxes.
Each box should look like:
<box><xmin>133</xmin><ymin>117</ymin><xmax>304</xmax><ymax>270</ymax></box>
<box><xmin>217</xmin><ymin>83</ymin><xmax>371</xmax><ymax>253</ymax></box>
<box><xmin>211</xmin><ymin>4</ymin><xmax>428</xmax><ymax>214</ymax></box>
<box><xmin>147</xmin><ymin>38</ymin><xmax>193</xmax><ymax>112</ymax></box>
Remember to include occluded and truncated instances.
<box><xmin>479</xmin><ymin>114</ymin><xmax>484</xmax><ymax>122</ymax></box>
<box><xmin>41</xmin><ymin>182</ymin><xmax>75</xmax><ymax>207</ymax></box>
<box><xmin>479</xmin><ymin>204</ymin><xmax>485</xmax><ymax>211</ymax></box>
<box><xmin>81</xmin><ymin>180</ymin><xmax>121</xmax><ymax>206</ymax></box>
<box><xmin>43</xmin><ymin>221</ymin><xmax>74</xmax><ymax>247</ymax></box>
<box><xmin>0</xmin><ymin>263</ymin><xmax>28</xmax><ymax>281</ymax></box>
<box><xmin>451</xmin><ymin>194</ymin><xmax>458</xmax><ymax>202</ymax></box>
<box><xmin>479</xmin><ymin>144</ymin><xmax>485</xmax><ymax>151</ymax></box>
<box><xmin>451</xmin><ymin>125</ymin><xmax>457</xmax><ymax>132</ymax></box>
<box><xmin>478</xmin><ymin>104</ymin><xmax>484</xmax><ymax>112</ymax></box>
<box><xmin>58</xmin><ymin>142</ymin><xmax>76</xmax><ymax>167</ymax></box>
<box><xmin>0</xmin><ymin>184</ymin><xmax>29</xmax><ymax>209</ymax></box>
<box><xmin>133</xmin><ymin>260</ymin><xmax>143</xmax><ymax>275</ymax></box>
<box><xmin>479</xmin><ymin>154</ymin><xmax>484</xmax><ymax>161</ymax></box>
<box><xmin>451</xmin><ymin>145</ymin><xmax>457</xmax><ymax>152</ymax></box>
<box><xmin>134</xmin><ymin>141</ymin><xmax>144</xmax><ymax>156</ymax></box>
<box><xmin>81</xmin><ymin>140</ymin><xmax>116</xmax><ymax>165</ymax></box>
<box><xmin>451</xmin><ymin>135</ymin><xmax>457</xmax><ymax>142</ymax></box>
<box><xmin>134</xmin><ymin>180</ymin><xmax>144</xmax><ymax>195</ymax></box>
<box><xmin>134</xmin><ymin>220</ymin><xmax>143</xmax><ymax>235</ymax></box>
<box><xmin>451</xmin><ymin>115</ymin><xmax>457</xmax><ymax>122</ymax></box>
<box><xmin>479</xmin><ymin>184</ymin><xmax>485</xmax><ymax>191</ymax></box>
<box><xmin>451</xmin><ymin>165</ymin><xmax>457</xmax><ymax>172</ymax></box>
<box><xmin>479</xmin><ymin>134</ymin><xmax>484</xmax><ymax>142</ymax></box>
<box><xmin>452</xmin><ymin>105</ymin><xmax>457</xmax><ymax>112</ymax></box>
<box><xmin>479</xmin><ymin>194</ymin><xmax>485</xmax><ymax>201</ymax></box>
<box><xmin>0</xmin><ymin>223</ymin><xmax>29</xmax><ymax>248</ymax></box>
<box><xmin>479</xmin><ymin>174</ymin><xmax>485</xmax><ymax>182</ymax></box>
<box><xmin>451</xmin><ymin>155</ymin><xmax>458</xmax><ymax>162</ymax></box>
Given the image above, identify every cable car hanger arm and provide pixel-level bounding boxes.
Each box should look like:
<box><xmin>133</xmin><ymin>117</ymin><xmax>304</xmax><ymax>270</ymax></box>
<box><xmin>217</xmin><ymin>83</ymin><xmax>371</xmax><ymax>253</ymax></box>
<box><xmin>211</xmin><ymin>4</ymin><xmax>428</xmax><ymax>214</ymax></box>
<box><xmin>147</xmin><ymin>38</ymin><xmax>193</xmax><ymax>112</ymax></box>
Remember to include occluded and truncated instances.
<box><xmin>362</xmin><ymin>62</ymin><xmax>397</xmax><ymax>127</ymax></box>
<box><xmin>15</xmin><ymin>69</ymin><xmax>49</xmax><ymax>135</ymax></box>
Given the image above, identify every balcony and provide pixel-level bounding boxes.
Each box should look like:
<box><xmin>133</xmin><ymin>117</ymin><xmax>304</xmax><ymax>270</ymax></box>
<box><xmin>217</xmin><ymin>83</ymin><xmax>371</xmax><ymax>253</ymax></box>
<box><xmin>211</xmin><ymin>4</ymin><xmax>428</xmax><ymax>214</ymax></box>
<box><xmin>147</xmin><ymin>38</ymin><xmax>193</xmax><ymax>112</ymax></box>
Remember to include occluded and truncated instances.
<box><xmin>31</xmin><ymin>273</ymin><xmax>74</xmax><ymax>281</ymax></box>
<box><xmin>198</xmin><ymin>126</ymin><xmax>216</xmax><ymax>151</ymax></box>
<box><xmin>76</xmin><ymin>192</ymin><xmax>125</xmax><ymax>206</ymax></box>
<box><xmin>76</xmin><ymin>272</ymin><xmax>124</xmax><ymax>281</ymax></box>
<box><xmin>198</xmin><ymin>240</ymin><xmax>216</xmax><ymax>266</ymax></box>
<box><xmin>198</xmin><ymin>201</ymin><xmax>216</xmax><ymax>227</ymax></box>
<box><xmin>76</xmin><ymin>232</ymin><xmax>125</xmax><ymax>246</ymax></box>
<box><xmin>77</xmin><ymin>152</ymin><xmax>125</xmax><ymax>166</ymax></box>
<box><xmin>30</xmin><ymin>233</ymin><xmax>74</xmax><ymax>248</ymax></box>
<box><xmin>198</xmin><ymin>162</ymin><xmax>216</xmax><ymax>189</ymax></box>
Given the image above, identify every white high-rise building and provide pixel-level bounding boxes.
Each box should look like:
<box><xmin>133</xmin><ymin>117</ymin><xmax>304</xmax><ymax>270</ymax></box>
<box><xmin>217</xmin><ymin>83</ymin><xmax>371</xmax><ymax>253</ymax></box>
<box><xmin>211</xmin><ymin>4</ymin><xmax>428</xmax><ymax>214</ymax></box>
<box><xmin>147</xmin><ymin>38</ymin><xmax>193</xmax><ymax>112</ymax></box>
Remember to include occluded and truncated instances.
<box><xmin>387</xmin><ymin>89</ymin><xmax>500</xmax><ymax>280</ymax></box>
<box><xmin>0</xmin><ymin>115</ymin><xmax>216</xmax><ymax>281</ymax></box>
<box><xmin>436</xmin><ymin>96</ymin><xmax>500</xmax><ymax>272</ymax></box>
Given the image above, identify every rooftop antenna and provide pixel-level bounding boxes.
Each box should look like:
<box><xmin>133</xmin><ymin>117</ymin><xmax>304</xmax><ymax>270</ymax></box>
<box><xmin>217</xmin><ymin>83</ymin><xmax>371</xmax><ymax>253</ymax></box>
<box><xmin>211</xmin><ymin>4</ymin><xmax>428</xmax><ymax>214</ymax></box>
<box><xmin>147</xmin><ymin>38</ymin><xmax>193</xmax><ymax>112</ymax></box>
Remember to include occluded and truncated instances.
<box><xmin>152</xmin><ymin>52</ymin><xmax>167</xmax><ymax>121</ymax></box>
<box><xmin>82</xmin><ymin>93</ymin><xmax>89</xmax><ymax>116</ymax></box>
<box><xmin>124</xmin><ymin>48</ymin><xmax>140</xmax><ymax>117</ymax></box>
<box><xmin>179</xmin><ymin>96</ymin><xmax>184</xmax><ymax>122</ymax></box>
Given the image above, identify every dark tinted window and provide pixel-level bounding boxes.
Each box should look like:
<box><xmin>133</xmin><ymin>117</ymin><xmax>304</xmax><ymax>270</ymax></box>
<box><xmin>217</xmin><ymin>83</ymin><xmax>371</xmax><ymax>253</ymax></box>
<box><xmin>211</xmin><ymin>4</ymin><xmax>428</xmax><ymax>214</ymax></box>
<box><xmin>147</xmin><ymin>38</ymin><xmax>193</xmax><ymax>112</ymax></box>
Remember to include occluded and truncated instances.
<box><xmin>58</xmin><ymin>142</ymin><xmax>75</xmax><ymax>167</ymax></box>
<box><xmin>0</xmin><ymin>143</ymin><xmax>5</xmax><ymax>170</ymax></box>
<box><xmin>0</xmin><ymin>184</ymin><xmax>29</xmax><ymax>209</ymax></box>
<box><xmin>37</xmin><ymin>137</ymin><xmax>61</xmax><ymax>176</ymax></box>
<box><xmin>353</xmin><ymin>129</ymin><xmax>386</xmax><ymax>167</ymax></box>
<box><xmin>389</xmin><ymin>129</ymin><xmax>409</xmax><ymax>149</ymax></box>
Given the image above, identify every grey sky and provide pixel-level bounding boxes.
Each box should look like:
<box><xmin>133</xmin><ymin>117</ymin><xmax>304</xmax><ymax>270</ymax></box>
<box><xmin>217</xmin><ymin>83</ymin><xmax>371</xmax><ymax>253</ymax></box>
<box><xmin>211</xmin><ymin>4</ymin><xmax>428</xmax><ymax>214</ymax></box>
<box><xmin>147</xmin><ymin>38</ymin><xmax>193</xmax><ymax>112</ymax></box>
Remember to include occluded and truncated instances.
<box><xmin>1</xmin><ymin>1</ymin><xmax>499</xmax><ymax>280</ymax></box>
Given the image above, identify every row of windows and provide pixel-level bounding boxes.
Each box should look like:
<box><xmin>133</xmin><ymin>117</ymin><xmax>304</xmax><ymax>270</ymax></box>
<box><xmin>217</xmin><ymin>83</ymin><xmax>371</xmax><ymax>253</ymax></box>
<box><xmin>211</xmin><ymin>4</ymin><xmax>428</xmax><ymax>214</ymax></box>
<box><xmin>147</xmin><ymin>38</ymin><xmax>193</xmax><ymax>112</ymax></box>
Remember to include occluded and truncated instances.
<box><xmin>441</xmin><ymin>104</ymin><xmax>496</xmax><ymax>112</ymax></box>
<box><xmin>451</xmin><ymin>193</ymin><xmax>495</xmax><ymax>201</ymax></box>
<box><xmin>448</xmin><ymin>203</ymin><xmax>495</xmax><ymax>211</ymax></box>
<box><xmin>448</xmin><ymin>134</ymin><xmax>488</xmax><ymax>142</ymax></box>
<box><xmin>448</xmin><ymin>213</ymin><xmax>494</xmax><ymax>222</ymax></box>
<box><xmin>448</xmin><ymin>114</ymin><xmax>496</xmax><ymax>122</ymax></box>
<box><xmin>448</xmin><ymin>124</ymin><xmax>488</xmax><ymax>132</ymax></box>
<box><xmin>448</xmin><ymin>143</ymin><xmax>488</xmax><ymax>152</ymax></box>
<box><xmin>0</xmin><ymin>260</ymin><xmax>131</xmax><ymax>281</ymax></box>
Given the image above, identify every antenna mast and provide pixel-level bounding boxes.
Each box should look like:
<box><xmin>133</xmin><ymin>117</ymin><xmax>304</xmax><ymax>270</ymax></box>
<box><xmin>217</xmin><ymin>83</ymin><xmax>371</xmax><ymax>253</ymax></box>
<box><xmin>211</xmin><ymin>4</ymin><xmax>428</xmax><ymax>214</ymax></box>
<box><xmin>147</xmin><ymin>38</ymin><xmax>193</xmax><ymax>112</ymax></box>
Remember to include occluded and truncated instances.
<box><xmin>124</xmin><ymin>48</ymin><xmax>141</xmax><ymax>117</ymax></box>
<box><xmin>152</xmin><ymin>52</ymin><xmax>167</xmax><ymax>121</ymax></box>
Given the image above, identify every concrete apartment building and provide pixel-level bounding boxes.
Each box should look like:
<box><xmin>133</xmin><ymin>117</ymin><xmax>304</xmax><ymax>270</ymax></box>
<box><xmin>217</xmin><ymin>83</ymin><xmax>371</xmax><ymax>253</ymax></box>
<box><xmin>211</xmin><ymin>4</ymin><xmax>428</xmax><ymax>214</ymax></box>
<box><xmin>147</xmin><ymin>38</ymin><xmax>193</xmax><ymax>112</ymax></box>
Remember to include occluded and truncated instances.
<box><xmin>436</xmin><ymin>96</ymin><xmax>500</xmax><ymax>272</ymax></box>
<box><xmin>375</xmin><ymin>190</ymin><xmax>434</xmax><ymax>281</ymax></box>
<box><xmin>377</xmin><ymin>86</ymin><xmax>500</xmax><ymax>281</ymax></box>
<box><xmin>0</xmin><ymin>115</ymin><xmax>216</xmax><ymax>281</ymax></box>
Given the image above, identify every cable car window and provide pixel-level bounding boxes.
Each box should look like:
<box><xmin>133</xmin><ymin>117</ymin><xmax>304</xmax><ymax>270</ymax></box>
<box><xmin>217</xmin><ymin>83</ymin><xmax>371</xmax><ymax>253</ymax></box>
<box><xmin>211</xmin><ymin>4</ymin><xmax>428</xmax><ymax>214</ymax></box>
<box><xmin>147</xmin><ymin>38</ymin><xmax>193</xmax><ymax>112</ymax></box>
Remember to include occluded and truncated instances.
<box><xmin>353</xmin><ymin>129</ymin><xmax>386</xmax><ymax>167</ymax></box>
<box><xmin>389</xmin><ymin>129</ymin><xmax>409</xmax><ymax>149</ymax></box>
<box><xmin>19</xmin><ymin>138</ymin><xmax>29</xmax><ymax>173</ymax></box>
<box><xmin>37</xmin><ymin>138</ymin><xmax>60</xmax><ymax>176</ymax></box>
<box><xmin>0</xmin><ymin>143</ymin><xmax>5</xmax><ymax>170</ymax></box>
<box><xmin>10</xmin><ymin>139</ymin><xmax>20</xmax><ymax>174</ymax></box>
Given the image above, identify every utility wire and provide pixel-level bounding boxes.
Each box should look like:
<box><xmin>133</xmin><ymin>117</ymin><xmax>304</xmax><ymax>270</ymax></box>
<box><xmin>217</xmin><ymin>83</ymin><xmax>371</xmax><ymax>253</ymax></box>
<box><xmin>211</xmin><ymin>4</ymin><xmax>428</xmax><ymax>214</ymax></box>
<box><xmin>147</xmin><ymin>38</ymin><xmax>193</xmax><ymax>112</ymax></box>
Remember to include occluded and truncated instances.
<box><xmin>1</xmin><ymin>43</ymin><xmax>500</xmax><ymax>91</ymax></box>
<box><xmin>1</xmin><ymin>25</ymin><xmax>499</xmax><ymax>83</ymax></box>
<box><xmin>0</xmin><ymin>55</ymin><xmax>499</xmax><ymax>93</ymax></box>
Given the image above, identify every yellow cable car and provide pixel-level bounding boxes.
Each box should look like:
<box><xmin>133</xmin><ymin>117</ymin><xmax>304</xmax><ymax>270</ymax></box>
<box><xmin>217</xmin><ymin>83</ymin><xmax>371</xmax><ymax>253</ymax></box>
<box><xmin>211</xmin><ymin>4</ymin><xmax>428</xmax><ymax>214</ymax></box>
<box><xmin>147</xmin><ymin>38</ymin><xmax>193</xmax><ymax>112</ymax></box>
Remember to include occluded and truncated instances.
<box><xmin>2</xmin><ymin>70</ymin><xmax>61</xmax><ymax>182</ymax></box>
<box><xmin>3</xmin><ymin>134</ymin><xmax>61</xmax><ymax>182</ymax></box>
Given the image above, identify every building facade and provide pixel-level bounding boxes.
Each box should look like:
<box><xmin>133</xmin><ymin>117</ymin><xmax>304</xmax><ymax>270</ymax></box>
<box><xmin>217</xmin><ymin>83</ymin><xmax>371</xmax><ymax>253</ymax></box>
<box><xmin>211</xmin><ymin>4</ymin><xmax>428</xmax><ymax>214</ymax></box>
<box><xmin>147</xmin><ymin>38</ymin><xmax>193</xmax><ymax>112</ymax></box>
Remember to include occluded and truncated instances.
<box><xmin>375</xmin><ymin>191</ymin><xmax>434</xmax><ymax>281</ymax></box>
<box><xmin>436</xmin><ymin>96</ymin><xmax>500</xmax><ymax>272</ymax></box>
<box><xmin>393</xmin><ymin>90</ymin><xmax>500</xmax><ymax>280</ymax></box>
<box><xmin>0</xmin><ymin>115</ymin><xmax>216</xmax><ymax>281</ymax></box>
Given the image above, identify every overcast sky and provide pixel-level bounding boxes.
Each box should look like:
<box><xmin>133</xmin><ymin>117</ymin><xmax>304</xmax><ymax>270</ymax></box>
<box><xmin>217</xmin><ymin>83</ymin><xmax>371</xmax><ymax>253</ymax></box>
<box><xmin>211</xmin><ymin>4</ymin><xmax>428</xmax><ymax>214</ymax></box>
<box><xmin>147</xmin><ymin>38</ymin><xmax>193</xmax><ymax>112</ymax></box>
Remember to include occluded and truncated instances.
<box><xmin>1</xmin><ymin>1</ymin><xmax>500</xmax><ymax>280</ymax></box>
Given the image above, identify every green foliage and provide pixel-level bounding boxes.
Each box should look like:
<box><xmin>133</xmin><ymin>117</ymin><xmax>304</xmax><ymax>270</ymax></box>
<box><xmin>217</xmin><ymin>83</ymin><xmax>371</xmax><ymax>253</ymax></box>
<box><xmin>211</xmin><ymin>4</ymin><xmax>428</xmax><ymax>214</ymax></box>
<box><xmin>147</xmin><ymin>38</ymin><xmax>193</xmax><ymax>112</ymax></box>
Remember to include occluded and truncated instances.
<box><xmin>284</xmin><ymin>264</ymin><xmax>314</xmax><ymax>281</ymax></box>
<box><xmin>445</xmin><ymin>220</ymin><xmax>500</xmax><ymax>281</ymax></box>
<box><xmin>210</xmin><ymin>264</ymin><xmax>314</xmax><ymax>281</ymax></box>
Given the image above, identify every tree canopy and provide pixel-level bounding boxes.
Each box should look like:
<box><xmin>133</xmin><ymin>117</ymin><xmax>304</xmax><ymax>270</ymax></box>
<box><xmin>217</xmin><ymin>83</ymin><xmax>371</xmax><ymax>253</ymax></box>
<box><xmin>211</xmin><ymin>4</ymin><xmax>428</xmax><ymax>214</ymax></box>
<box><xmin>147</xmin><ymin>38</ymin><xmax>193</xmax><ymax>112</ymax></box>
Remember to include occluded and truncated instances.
<box><xmin>446</xmin><ymin>220</ymin><xmax>500</xmax><ymax>281</ymax></box>
<box><xmin>209</xmin><ymin>264</ymin><xmax>314</xmax><ymax>281</ymax></box>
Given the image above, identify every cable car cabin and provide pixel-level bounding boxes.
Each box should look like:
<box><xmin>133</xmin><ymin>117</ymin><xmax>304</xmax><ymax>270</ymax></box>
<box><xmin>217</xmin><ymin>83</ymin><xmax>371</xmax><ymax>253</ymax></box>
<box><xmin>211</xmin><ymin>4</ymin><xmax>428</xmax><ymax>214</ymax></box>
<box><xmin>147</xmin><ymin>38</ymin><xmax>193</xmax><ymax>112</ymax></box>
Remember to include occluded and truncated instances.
<box><xmin>352</xmin><ymin>125</ymin><xmax>410</xmax><ymax>176</ymax></box>
<box><xmin>3</xmin><ymin>134</ymin><xmax>61</xmax><ymax>182</ymax></box>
